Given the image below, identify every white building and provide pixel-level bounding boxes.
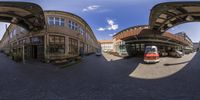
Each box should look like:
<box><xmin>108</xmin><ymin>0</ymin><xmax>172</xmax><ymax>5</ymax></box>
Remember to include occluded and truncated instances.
<box><xmin>98</xmin><ymin>40</ymin><xmax>113</xmax><ymax>52</ymax></box>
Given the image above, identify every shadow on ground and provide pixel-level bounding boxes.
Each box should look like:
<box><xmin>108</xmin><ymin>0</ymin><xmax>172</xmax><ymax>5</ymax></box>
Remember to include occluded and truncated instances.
<box><xmin>164</xmin><ymin>61</ymin><xmax>190</xmax><ymax>66</ymax></box>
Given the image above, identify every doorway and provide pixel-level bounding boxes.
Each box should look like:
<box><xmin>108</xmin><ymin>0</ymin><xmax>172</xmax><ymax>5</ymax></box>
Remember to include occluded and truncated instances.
<box><xmin>32</xmin><ymin>45</ymin><xmax>38</xmax><ymax>59</ymax></box>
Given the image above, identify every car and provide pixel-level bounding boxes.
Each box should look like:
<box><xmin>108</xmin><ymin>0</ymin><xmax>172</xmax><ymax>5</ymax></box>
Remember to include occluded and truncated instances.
<box><xmin>169</xmin><ymin>50</ymin><xmax>183</xmax><ymax>58</ymax></box>
<box><xmin>96</xmin><ymin>52</ymin><xmax>101</xmax><ymax>56</ymax></box>
<box><xmin>96</xmin><ymin>49</ymin><xmax>101</xmax><ymax>56</ymax></box>
<box><xmin>176</xmin><ymin>50</ymin><xmax>184</xmax><ymax>56</ymax></box>
<box><xmin>144</xmin><ymin>46</ymin><xmax>160</xmax><ymax>63</ymax></box>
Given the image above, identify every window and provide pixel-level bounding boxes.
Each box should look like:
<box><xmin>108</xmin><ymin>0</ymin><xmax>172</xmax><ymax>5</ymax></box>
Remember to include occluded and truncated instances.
<box><xmin>49</xmin><ymin>35</ymin><xmax>65</xmax><ymax>54</ymax></box>
<box><xmin>49</xmin><ymin>36</ymin><xmax>55</xmax><ymax>43</ymax></box>
<box><xmin>19</xmin><ymin>40</ymin><xmax>23</xmax><ymax>45</ymax></box>
<box><xmin>136</xmin><ymin>44</ymin><xmax>140</xmax><ymax>51</ymax></box>
<box><xmin>69</xmin><ymin>38</ymin><xmax>78</xmax><ymax>55</ymax></box>
<box><xmin>18</xmin><ymin>39</ymin><xmax>26</xmax><ymax>45</ymax></box>
<box><xmin>60</xmin><ymin>18</ymin><xmax>65</xmax><ymax>26</ymax></box>
<box><xmin>141</xmin><ymin>44</ymin><xmax>145</xmax><ymax>51</ymax></box>
<box><xmin>68</xmin><ymin>21</ymin><xmax>72</xmax><ymax>29</ymax></box>
<box><xmin>86</xmin><ymin>34</ymin><xmax>91</xmax><ymax>40</ymax></box>
<box><xmin>68</xmin><ymin>20</ymin><xmax>79</xmax><ymax>31</ymax></box>
<box><xmin>85</xmin><ymin>33</ymin><xmax>91</xmax><ymax>41</ymax></box>
<box><xmin>9</xmin><ymin>29</ymin><xmax>17</xmax><ymax>39</ymax></box>
<box><xmin>48</xmin><ymin>17</ymin><xmax>54</xmax><ymax>25</ymax></box>
<box><xmin>55</xmin><ymin>36</ymin><xmax>60</xmax><ymax>43</ymax></box>
<box><xmin>13</xmin><ymin>42</ymin><xmax>17</xmax><ymax>47</ymax></box>
<box><xmin>75</xmin><ymin>23</ymin><xmax>78</xmax><ymax>31</ymax></box>
<box><xmin>55</xmin><ymin>18</ymin><xmax>60</xmax><ymax>26</ymax></box>
<box><xmin>85</xmin><ymin>33</ymin><xmax>88</xmax><ymax>40</ymax></box>
<box><xmin>72</xmin><ymin>22</ymin><xmax>75</xmax><ymax>30</ymax></box>
<box><xmin>31</xmin><ymin>36</ymin><xmax>44</xmax><ymax>44</ymax></box>
<box><xmin>131</xmin><ymin>44</ymin><xmax>136</xmax><ymax>51</ymax></box>
<box><xmin>48</xmin><ymin>17</ymin><xmax>65</xmax><ymax>26</ymax></box>
<box><xmin>79</xmin><ymin>27</ymin><xmax>84</xmax><ymax>35</ymax></box>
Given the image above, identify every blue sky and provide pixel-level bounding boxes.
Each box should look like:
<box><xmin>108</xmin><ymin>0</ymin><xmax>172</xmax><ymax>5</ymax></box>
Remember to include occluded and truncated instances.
<box><xmin>0</xmin><ymin>0</ymin><xmax>200</xmax><ymax>42</ymax></box>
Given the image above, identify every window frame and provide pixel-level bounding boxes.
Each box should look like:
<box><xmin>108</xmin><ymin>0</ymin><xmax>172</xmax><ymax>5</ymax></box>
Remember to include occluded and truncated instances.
<box><xmin>48</xmin><ymin>17</ymin><xmax>65</xmax><ymax>26</ymax></box>
<box><xmin>49</xmin><ymin>35</ymin><xmax>65</xmax><ymax>54</ymax></box>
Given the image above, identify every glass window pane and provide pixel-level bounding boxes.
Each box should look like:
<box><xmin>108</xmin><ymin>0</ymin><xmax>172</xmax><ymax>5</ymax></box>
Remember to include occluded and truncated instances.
<box><xmin>60</xmin><ymin>18</ymin><xmax>65</xmax><ymax>26</ymax></box>
<box><xmin>55</xmin><ymin>36</ymin><xmax>60</xmax><ymax>43</ymax></box>
<box><xmin>49</xmin><ymin>36</ymin><xmax>65</xmax><ymax>54</ymax></box>
<box><xmin>75</xmin><ymin>23</ymin><xmax>78</xmax><ymax>30</ymax></box>
<box><xmin>49</xmin><ymin>36</ymin><xmax>55</xmax><ymax>43</ymax></box>
<box><xmin>48</xmin><ymin>17</ymin><xmax>54</xmax><ymax>25</ymax></box>
<box><xmin>60</xmin><ymin>37</ymin><xmax>65</xmax><ymax>43</ymax></box>
<box><xmin>55</xmin><ymin>18</ymin><xmax>59</xmax><ymax>26</ymax></box>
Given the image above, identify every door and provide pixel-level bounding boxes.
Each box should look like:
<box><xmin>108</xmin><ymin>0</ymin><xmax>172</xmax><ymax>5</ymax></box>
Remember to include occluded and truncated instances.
<box><xmin>32</xmin><ymin>45</ymin><xmax>38</xmax><ymax>59</ymax></box>
<box><xmin>37</xmin><ymin>45</ymin><xmax>44</xmax><ymax>59</ymax></box>
<box><xmin>79</xmin><ymin>42</ymin><xmax>84</xmax><ymax>56</ymax></box>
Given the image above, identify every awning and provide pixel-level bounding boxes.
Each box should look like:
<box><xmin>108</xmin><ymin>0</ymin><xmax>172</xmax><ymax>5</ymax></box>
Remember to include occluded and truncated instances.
<box><xmin>125</xmin><ymin>39</ymin><xmax>183</xmax><ymax>46</ymax></box>
<box><xmin>150</xmin><ymin>1</ymin><xmax>200</xmax><ymax>32</ymax></box>
<box><xmin>0</xmin><ymin>2</ymin><xmax>45</xmax><ymax>31</ymax></box>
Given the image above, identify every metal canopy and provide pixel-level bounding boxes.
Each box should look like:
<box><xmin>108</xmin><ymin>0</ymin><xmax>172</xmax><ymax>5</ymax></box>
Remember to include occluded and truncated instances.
<box><xmin>150</xmin><ymin>1</ymin><xmax>200</xmax><ymax>32</ymax></box>
<box><xmin>0</xmin><ymin>2</ymin><xmax>45</xmax><ymax>31</ymax></box>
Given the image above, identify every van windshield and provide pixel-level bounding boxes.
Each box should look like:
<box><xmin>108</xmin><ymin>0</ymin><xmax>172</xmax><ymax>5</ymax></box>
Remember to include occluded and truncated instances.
<box><xmin>145</xmin><ymin>47</ymin><xmax>156</xmax><ymax>53</ymax></box>
<box><xmin>97</xmin><ymin>49</ymin><xmax>101</xmax><ymax>53</ymax></box>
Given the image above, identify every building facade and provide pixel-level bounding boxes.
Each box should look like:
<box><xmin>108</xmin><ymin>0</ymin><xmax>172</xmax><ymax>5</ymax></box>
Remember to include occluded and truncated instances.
<box><xmin>113</xmin><ymin>25</ymin><xmax>193</xmax><ymax>57</ymax></box>
<box><xmin>98</xmin><ymin>40</ymin><xmax>113</xmax><ymax>52</ymax></box>
<box><xmin>193</xmin><ymin>42</ymin><xmax>200</xmax><ymax>52</ymax></box>
<box><xmin>0</xmin><ymin>10</ymin><xmax>99</xmax><ymax>62</ymax></box>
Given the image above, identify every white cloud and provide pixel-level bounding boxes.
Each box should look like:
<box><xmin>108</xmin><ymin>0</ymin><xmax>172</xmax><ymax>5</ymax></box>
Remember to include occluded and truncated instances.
<box><xmin>109</xmin><ymin>33</ymin><xmax>116</xmax><ymax>37</ymax></box>
<box><xmin>82</xmin><ymin>5</ymin><xmax>100</xmax><ymax>12</ymax></box>
<box><xmin>97</xmin><ymin>27</ymin><xmax>106</xmax><ymax>31</ymax></box>
<box><xmin>107</xmin><ymin>19</ymin><xmax>118</xmax><ymax>30</ymax></box>
<box><xmin>97</xmin><ymin>19</ymin><xmax>119</xmax><ymax>31</ymax></box>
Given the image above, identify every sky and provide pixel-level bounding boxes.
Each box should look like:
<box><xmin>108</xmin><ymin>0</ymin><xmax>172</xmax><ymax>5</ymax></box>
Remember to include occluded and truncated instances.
<box><xmin>0</xmin><ymin>0</ymin><xmax>200</xmax><ymax>42</ymax></box>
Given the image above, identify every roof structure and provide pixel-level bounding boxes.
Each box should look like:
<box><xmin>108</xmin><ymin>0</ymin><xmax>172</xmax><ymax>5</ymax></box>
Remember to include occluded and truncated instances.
<box><xmin>150</xmin><ymin>1</ymin><xmax>200</xmax><ymax>32</ymax></box>
<box><xmin>113</xmin><ymin>25</ymin><xmax>192</xmax><ymax>46</ymax></box>
<box><xmin>0</xmin><ymin>1</ymin><xmax>45</xmax><ymax>31</ymax></box>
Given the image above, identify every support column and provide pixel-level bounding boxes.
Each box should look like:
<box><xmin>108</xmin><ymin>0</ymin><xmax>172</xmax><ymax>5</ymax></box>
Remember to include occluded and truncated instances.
<box><xmin>78</xmin><ymin>40</ymin><xmax>80</xmax><ymax>55</ymax></box>
<box><xmin>22</xmin><ymin>45</ymin><xmax>25</xmax><ymax>64</ymax></box>
<box><xmin>65</xmin><ymin>36</ymin><xmax>69</xmax><ymax>56</ymax></box>
<box><xmin>44</xmin><ymin>33</ymin><xmax>49</xmax><ymax>62</ymax></box>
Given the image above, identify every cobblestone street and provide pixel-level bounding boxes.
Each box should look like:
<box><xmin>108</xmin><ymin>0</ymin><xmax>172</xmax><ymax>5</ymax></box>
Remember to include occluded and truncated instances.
<box><xmin>0</xmin><ymin>52</ymin><xmax>200</xmax><ymax>100</ymax></box>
